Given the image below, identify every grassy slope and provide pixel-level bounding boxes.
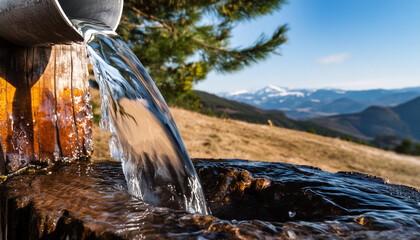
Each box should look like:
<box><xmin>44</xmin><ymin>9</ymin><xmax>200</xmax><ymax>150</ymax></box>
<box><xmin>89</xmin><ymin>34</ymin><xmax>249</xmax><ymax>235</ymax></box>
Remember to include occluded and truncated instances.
<box><xmin>90</xmin><ymin>89</ymin><xmax>420</xmax><ymax>188</ymax></box>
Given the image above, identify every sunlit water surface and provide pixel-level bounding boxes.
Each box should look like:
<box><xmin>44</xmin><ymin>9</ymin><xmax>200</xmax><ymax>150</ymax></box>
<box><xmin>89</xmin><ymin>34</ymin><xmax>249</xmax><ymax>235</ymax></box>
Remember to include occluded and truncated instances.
<box><xmin>72</xmin><ymin>19</ymin><xmax>209</xmax><ymax>214</ymax></box>
<box><xmin>2</xmin><ymin>160</ymin><xmax>419</xmax><ymax>239</ymax></box>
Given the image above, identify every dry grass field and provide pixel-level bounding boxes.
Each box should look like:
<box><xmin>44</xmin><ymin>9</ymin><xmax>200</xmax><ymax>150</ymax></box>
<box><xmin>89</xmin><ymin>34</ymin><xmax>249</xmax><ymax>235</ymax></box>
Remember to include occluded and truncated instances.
<box><xmin>90</xmin><ymin>89</ymin><xmax>420</xmax><ymax>189</ymax></box>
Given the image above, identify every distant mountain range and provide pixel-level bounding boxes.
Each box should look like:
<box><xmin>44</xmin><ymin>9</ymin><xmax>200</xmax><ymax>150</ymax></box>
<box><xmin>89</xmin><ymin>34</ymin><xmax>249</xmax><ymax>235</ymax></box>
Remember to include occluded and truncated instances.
<box><xmin>201</xmin><ymin>87</ymin><xmax>420</xmax><ymax>146</ymax></box>
<box><xmin>310</xmin><ymin>97</ymin><xmax>420</xmax><ymax>142</ymax></box>
<box><xmin>197</xmin><ymin>91</ymin><xmax>355</xmax><ymax>139</ymax></box>
<box><xmin>219</xmin><ymin>85</ymin><xmax>420</xmax><ymax>120</ymax></box>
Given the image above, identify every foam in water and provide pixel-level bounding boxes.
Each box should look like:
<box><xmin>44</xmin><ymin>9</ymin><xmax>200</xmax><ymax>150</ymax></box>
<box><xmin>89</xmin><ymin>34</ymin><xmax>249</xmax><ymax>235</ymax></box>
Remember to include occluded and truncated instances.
<box><xmin>72</xmin><ymin>19</ymin><xmax>209</xmax><ymax>214</ymax></box>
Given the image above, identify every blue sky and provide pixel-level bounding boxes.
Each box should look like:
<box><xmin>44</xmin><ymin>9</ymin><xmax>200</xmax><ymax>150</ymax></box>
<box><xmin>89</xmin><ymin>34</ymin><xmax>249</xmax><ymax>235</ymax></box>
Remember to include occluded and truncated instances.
<box><xmin>196</xmin><ymin>0</ymin><xmax>420</xmax><ymax>93</ymax></box>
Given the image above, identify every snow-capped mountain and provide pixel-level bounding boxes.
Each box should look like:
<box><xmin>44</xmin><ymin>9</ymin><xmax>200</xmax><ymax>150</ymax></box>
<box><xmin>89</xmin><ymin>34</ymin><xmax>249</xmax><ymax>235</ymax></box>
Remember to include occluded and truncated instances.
<box><xmin>218</xmin><ymin>85</ymin><xmax>420</xmax><ymax>119</ymax></box>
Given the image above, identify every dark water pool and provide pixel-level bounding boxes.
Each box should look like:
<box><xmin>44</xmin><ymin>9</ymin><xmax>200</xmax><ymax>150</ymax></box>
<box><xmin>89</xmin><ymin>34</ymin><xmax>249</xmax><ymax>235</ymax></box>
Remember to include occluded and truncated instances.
<box><xmin>1</xmin><ymin>159</ymin><xmax>419</xmax><ymax>239</ymax></box>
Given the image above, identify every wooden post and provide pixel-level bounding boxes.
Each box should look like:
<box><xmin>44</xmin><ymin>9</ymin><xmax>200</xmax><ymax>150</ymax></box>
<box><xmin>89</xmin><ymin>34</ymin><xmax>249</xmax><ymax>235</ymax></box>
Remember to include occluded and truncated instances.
<box><xmin>0</xmin><ymin>41</ymin><xmax>93</xmax><ymax>175</ymax></box>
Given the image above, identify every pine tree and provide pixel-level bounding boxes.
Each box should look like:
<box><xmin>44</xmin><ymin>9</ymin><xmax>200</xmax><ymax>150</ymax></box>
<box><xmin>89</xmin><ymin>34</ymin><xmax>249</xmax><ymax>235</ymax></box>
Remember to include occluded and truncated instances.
<box><xmin>308</xmin><ymin>128</ymin><xmax>317</xmax><ymax>134</ymax></box>
<box><xmin>395</xmin><ymin>139</ymin><xmax>413</xmax><ymax>154</ymax></box>
<box><xmin>413</xmin><ymin>143</ymin><xmax>420</xmax><ymax>156</ymax></box>
<box><xmin>118</xmin><ymin>0</ymin><xmax>288</xmax><ymax>108</ymax></box>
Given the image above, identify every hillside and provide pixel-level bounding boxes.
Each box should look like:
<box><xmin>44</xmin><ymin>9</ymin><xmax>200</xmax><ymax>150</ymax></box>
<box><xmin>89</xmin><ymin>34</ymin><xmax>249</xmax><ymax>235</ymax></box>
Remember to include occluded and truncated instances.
<box><xmin>90</xmin><ymin>89</ymin><xmax>420</xmax><ymax>188</ymax></box>
<box><xmin>310</xmin><ymin>97</ymin><xmax>420</xmax><ymax>141</ymax></box>
<box><xmin>197</xmin><ymin>90</ymin><xmax>351</xmax><ymax>139</ymax></box>
<box><xmin>198</xmin><ymin>90</ymin><xmax>296</xmax><ymax>128</ymax></box>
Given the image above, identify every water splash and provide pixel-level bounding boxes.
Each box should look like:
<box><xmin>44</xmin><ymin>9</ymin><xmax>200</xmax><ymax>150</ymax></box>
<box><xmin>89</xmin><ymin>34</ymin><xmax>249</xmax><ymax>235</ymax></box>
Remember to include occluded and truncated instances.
<box><xmin>72</xmin><ymin>19</ymin><xmax>209</xmax><ymax>214</ymax></box>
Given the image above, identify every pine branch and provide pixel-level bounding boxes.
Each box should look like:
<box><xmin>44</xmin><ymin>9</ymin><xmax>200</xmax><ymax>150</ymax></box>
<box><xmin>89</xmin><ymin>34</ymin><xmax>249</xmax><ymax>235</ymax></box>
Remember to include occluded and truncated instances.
<box><xmin>209</xmin><ymin>24</ymin><xmax>288</xmax><ymax>72</ymax></box>
<box><xmin>121</xmin><ymin>20</ymin><xmax>166</xmax><ymax>30</ymax></box>
<box><xmin>119</xmin><ymin>0</ymin><xmax>289</xmax><ymax>107</ymax></box>
<box><xmin>129</xmin><ymin>6</ymin><xmax>175</xmax><ymax>32</ymax></box>
<box><xmin>192</xmin><ymin>39</ymin><xmax>227</xmax><ymax>52</ymax></box>
<box><xmin>193</xmin><ymin>39</ymin><xmax>247</xmax><ymax>61</ymax></box>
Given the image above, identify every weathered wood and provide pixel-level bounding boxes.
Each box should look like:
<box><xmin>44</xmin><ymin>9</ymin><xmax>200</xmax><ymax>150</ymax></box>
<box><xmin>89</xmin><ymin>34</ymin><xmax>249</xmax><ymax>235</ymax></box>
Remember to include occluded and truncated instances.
<box><xmin>0</xmin><ymin>42</ymin><xmax>8</xmax><ymax>175</ymax></box>
<box><xmin>56</xmin><ymin>45</ymin><xmax>80</xmax><ymax>159</ymax></box>
<box><xmin>0</xmin><ymin>43</ymin><xmax>93</xmax><ymax>174</ymax></box>
<box><xmin>71</xmin><ymin>45</ymin><xmax>93</xmax><ymax>156</ymax></box>
<box><xmin>38</xmin><ymin>47</ymin><xmax>59</xmax><ymax>165</ymax></box>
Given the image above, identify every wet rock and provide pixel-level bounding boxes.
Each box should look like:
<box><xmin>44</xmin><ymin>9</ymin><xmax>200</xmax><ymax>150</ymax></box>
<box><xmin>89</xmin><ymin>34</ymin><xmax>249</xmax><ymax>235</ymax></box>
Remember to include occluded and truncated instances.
<box><xmin>0</xmin><ymin>159</ymin><xmax>419</xmax><ymax>240</ymax></box>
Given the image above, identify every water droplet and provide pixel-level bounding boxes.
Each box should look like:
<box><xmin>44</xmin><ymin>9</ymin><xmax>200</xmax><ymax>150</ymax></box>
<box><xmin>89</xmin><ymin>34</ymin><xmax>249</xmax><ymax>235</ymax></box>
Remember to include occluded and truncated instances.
<box><xmin>288</xmin><ymin>211</ymin><xmax>296</xmax><ymax>218</ymax></box>
<box><xmin>286</xmin><ymin>230</ymin><xmax>297</xmax><ymax>239</ymax></box>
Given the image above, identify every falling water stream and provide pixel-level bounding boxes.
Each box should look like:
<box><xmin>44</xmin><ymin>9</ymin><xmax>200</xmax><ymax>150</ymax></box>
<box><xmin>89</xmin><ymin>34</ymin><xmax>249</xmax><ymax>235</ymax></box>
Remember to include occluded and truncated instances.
<box><xmin>71</xmin><ymin>19</ymin><xmax>209</xmax><ymax>214</ymax></box>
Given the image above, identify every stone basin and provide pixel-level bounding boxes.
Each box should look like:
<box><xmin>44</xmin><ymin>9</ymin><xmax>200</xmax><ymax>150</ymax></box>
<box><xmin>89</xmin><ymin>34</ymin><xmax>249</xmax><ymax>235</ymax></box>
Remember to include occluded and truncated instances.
<box><xmin>1</xmin><ymin>159</ymin><xmax>419</xmax><ymax>239</ymax></box>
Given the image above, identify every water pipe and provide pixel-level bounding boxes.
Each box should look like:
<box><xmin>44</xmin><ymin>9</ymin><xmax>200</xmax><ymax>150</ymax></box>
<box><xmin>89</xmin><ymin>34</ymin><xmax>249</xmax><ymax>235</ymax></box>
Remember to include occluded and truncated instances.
<box><xmin>0</xmin><ymin>0</ymin><xmax>124</xmax><ymax>46</ymax></box>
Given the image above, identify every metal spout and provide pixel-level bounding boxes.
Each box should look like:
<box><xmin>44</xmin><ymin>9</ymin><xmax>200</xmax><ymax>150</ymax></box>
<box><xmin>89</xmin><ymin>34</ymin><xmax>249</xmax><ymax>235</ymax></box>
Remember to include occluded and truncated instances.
<box><xmin>0</xmin><ymin>0</ymin><xmax>124</xmax><ymax>46</ymax></box>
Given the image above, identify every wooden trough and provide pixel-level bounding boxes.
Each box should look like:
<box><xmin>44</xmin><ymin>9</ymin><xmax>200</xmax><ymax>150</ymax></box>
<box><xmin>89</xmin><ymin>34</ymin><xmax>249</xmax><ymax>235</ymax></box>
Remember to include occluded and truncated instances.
<box><xmin>0</xmin><ymin>41</ymin><xmax>93</xmax><ymax>175</ymax></box>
